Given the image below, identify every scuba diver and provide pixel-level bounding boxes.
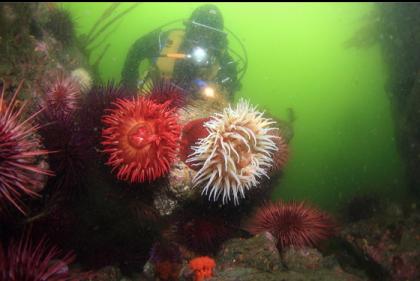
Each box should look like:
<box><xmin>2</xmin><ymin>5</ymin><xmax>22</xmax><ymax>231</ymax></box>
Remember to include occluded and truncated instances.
<box><xmin>121</xmin><ymin>4</ymin><xmax>246</xmax><ymax>101</ymax></box>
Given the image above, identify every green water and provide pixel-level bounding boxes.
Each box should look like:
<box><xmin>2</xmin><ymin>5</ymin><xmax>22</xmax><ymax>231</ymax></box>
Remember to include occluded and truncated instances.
<box><xmin>63</xmin><ymin>2</ymin><xmax>406</xmax><ymax>211</ymax></box>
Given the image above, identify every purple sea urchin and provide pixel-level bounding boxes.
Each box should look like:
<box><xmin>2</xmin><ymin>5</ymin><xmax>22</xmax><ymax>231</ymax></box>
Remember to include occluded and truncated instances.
<box><xmin>143</xmin><ymin>77</ymin><xmax>186</xmax><ymax>109</ymax></box>
<box><xmin>36</xmin><ymin>72</ymin><xmax>87</xmax><ymax>192</ymax></box>
<box><xmin>0</xmin><ymin>81</ymin><xmax>53</xmax><ymax>214</ymax></box>
<box><xmin>0</xmin><ymin>233</ymin><xmax>86</xmax><ymax>281</ymax></box>
<box><xmin>41</xmin><ymin>72</ymin><xmax>80</xmax><ymax>123</ymax></box>
<box><xmin>79</xmin><ymin>82</ymin><xmax>135</xmax><ymax>144</ymax></box>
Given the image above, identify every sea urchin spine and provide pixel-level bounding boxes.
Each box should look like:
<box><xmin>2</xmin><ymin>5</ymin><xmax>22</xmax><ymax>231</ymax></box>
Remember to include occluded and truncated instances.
<box><xmin>101</xmin><ymin>96</ymin><xmax>181</xmax><ymax>183</ymax></box>
<box><xmin>246</xmin><ymin>201</ymin><xmax>335</xmax><ymax>250</ymax></box>
<box><xmin>187</xmin><ymin>99</ymin><xmax>279</xmax><ymax>205</ymax></box>
<box><xmin>142</xmin><ymin>77</ymin><xmax>186</xmax><ymax>109</ymax></box>
<box><xmin>42</xmin><ymin>72</ymin><xmax>80</xmax><ymax>123</ymax></box>
<box><xmin>0</xmin><ymin>81</ymin><xmax>53</xmax><ymax>214</ymax></box>
<box><xmin>0</xmin><ymin>233</ymin><xmax>86</xmax><ymax>281</ymax></box>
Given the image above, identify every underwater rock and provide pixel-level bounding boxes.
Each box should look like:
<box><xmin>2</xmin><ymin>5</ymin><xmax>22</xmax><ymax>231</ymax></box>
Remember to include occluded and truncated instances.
<box><xmin>144</xmin><ymin>259</ymin><xmax>184</xmax><ymax>281</ymax></box>
<box><xmin>44</xmin><ymin>8</ymin><xmax>76</xmax><ymax>47</ymax></box>
<box><xmin>142</xmin><ymin>260</ymin><xmax>154</xmax><ymax>280</ymax></box>
<box><xmin>71</xmin><ymin>67</ymin><xmax>93</xmax><ymax>94</ymax></box>
<box><xmin>167</xmin><ymin>160</ymin><xmax>198</xmax><ymax>201</ymax></box>
<box><xmin>342</xmin><ymin>194</ymin><xmax>383</xmax><ymax>223</ymax></box>
<box><xmin>280</xmin><ymin>246</ymin><xmax>350</xmax><ymax>274</ymax></box>
<box><xmin>0</xmin><ymin>2</ymin><xmax>94</xmax><ymax>106</ymax></box>
<box><xmin>145</xmin><ymin>241</ymin><xmax>184</xmax><ymax>281</ymax></box>
<box><xmin>281</xmin><ymin>247</ymin><xmax>324</xmax><ymax>271</ymax></box>
<box><xmin>130</xmin><ymin>275</ymin><xmax>149</xmax><ymax>281</ymax></box>
<box><xmin>209</xmin><ymin>267</ymin><xmax>366</xmax><ymax>281</ymax></box>
<box><xmin>338</xmin><ymin>209</ymin><xmax>420</xmax><ymax>281</ymax></box>
<box><xmin>153</xmin><ymin>191</ymin><xmax>179</xmax><ymax>217</ymax></box>
<box><xmin>211</xmin><ymin>232</ymin><xmax>366</xmax><ymax>281</ymax></box>
<box><xmin>210</xmin><ymin>267</ymin><xmax>278</xmax><ymax>281</ymax></box>
<box><xmin>179</xmin><ymin>93</ymin><xmax>229</xmax><ymax>125</ymax></box>
<box><xmin>162</xmin><ymin>160</ymin><xmax>203</xmax><ymax>216</ymax></box>
<box><xmin>89</xmin><ymin>266</ymin><xmax>121</xmax><ymax>281</ymax></box>
<box><xmin>216</xmin><ymin>233</ymin><xmax>282</xmax><ymax>272</ymax></box>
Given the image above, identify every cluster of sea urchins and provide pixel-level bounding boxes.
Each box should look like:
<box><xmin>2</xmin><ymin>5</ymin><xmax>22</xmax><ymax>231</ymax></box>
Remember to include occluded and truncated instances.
<box><xmin>0</xmin><ymin>233</ymin><xmax>87</xmax><ymax>281</ymax></box>
<box><xmin>246</xmin><ymin>201</ymin><xmax>335</xmax><ymax>250</ymax></box>
<box><xmin>0</xmin><ymin>82</ymin><xmax>53</xmax><ymax>214</ymax></box>
<box><xmin>186</xmin><ymin>98</ymin><xmax>282</xmax><ymax>205</ymax></box>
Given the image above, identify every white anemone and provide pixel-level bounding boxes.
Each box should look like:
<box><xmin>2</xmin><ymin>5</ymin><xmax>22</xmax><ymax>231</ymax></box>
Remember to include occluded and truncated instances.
<box><xmin>187</xmin><ymin>99</ymin><xmax>279</xmax><ymax>205</ymax></box>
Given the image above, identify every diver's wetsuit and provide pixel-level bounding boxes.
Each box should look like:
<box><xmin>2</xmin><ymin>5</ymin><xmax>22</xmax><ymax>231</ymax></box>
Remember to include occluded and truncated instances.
<box><xmin>120</xmin><ymin>28</ymin><xmax>240</xmax><ymax>100</ymax></box>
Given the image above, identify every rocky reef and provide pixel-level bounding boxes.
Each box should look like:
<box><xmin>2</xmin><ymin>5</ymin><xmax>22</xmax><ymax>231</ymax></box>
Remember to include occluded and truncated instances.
<box><xmin>78</xmin><ymin>199</ymin><xmax>420</xmax><ymax>281</ymax></box>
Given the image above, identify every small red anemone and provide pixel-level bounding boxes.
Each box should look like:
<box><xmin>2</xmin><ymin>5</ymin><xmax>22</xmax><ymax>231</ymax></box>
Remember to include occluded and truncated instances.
<box><xmin>189</xmin><ymin>256</ymin><xmax>216</xmax><ymax>281</ymax></box>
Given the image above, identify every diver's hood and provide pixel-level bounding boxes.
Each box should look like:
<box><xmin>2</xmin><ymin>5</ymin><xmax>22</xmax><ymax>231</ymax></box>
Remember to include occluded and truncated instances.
<box><xmin>187</xmin><ymin>4</ymin><xmax>224</xmax><ymax>33</ymax></box>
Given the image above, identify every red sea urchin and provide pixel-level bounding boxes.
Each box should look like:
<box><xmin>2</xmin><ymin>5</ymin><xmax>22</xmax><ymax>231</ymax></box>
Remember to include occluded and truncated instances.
<box><xmin>246</xmin><ymin>201</ymin><xmax>335</xmax><ymax>250</ymax></box>
<box><xmin>0</xmin><ymin>82</ymin><xmax>53</xmax><ymax>214</ymax></box>
<box><xmin>0</xmin><ymin>233</ymin><xmax>85</xmax><ymax>281</ymax></box>
<box><xmin>101</xmin><ymin>96</ymin><xmax>181</xmax><ymax>183</ymax></box>
<box><xmin>169</xmin><ymin>209</ymin><xmax>234</xmax><ymax>255</ymax></box>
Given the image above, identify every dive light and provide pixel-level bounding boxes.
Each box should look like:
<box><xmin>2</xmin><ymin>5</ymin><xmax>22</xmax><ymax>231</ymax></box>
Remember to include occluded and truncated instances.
<box><xmin>161</xmin><ymin>47</ymin><xmax>209</xmax><ymax>65</ymax></box>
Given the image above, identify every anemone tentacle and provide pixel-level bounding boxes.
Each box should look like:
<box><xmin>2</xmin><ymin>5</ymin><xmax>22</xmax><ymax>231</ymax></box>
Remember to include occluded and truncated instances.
<box><xmin>187</xmin><ymin>99</ymin><xmax>281</xmax><ymax>205</ymax></box>
<box><xmin>101</xmin><ymin>96</ymin><xmax>180</xmax><ymax>183</ymax></box>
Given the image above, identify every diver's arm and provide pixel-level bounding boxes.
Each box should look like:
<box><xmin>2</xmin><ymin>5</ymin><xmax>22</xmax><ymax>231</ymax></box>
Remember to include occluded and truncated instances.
<box><xmin>121</xmin><ymin>30</ymin><xmax>161</xmax><ymax>90</ymax></box>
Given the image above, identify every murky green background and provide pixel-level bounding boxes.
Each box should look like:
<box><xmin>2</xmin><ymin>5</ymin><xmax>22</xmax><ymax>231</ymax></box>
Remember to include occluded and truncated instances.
<box><xmin>62</xmin><ymin>2</ymin><xmax>406</xmax><ymax>211</ymax></box>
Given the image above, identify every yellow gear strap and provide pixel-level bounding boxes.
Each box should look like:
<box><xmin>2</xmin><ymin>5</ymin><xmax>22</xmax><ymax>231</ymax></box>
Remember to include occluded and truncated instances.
<box><xmin>156</xmin><ymin>30</ymin><xmax>185</xmax><ymax>79</ymax></box>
